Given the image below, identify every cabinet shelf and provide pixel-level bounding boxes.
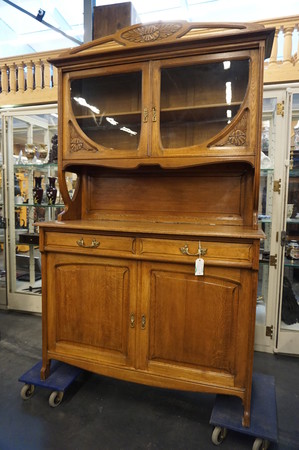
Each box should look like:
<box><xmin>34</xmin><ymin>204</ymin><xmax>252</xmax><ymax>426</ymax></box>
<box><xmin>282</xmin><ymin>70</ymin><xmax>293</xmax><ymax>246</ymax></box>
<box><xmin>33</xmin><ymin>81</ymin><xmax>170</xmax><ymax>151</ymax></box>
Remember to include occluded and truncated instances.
<box><xmin>260</xmin><ymin>168</ymin><xmax>274</xmax><ymax>176</ymax></box>
<box><xmin>258</xmin><ymin>215</ymin><xmax>272</xmax><ymax>223</ymax></box>
<box><xmin>14</xmin><ymin>163</ymin><xmax>58</xmax><ymax>170</ymax></box>
<box><xmin>284</xmin><ymin>258</ymin><xmax>299</xmax><ymax>268</ymax></box>
<box><xmin>15</xmin><ymin>203</ymin><xmax>64</xmax><ymax>208</ymax></box>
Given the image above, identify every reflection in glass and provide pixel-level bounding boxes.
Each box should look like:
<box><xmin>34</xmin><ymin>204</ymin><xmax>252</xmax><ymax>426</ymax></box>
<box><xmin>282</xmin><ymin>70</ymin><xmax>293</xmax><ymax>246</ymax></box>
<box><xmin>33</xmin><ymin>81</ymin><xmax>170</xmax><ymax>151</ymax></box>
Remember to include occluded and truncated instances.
<box><xmin>71</xmin><ymin>72</ymin><xmax>142</xmax><ymax>150</ymax></box>
<box><xmin>281</xmin><ymin>93</ymin><xmax>299</xmax><ymax>330</ymax></box>
<box><xmin>160</xmin><ymin>59</ymin><xmax>250</xmax><ymax>148</ymax></box>
<box><xmin>257</xmin><ymin>97</ymin><xmax>277</xmax><ymax>326</ymax></box>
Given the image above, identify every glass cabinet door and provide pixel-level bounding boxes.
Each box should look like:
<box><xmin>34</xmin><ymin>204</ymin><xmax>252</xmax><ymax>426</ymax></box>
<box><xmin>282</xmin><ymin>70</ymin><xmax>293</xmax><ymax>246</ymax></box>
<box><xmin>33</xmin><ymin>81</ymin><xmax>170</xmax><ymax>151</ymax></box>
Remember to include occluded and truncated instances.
<box><xmin>255</xmin><ymin>95</ymin><xmax>283</xmax><ymax>352</ymax></box>
<box><xmin>277</xmin><ymin>91</ymin><xmax>299</xmax><ymax>353</ymax></box>
<box><xmin>0</xmin><ymin>125</ymin><xmax>7</xmax><ymax>307</ymax></box>
<box><xmin>69</xmin><ymin>65</ymin><xmax>148</xmax><ymax>156</ymax></box>
<box><xmin>2</xmin><ymin>106</ymin><xmax>62</xmax><ymax>313</ymax></box>
<box><xmin>257</xmin><ymin>86</ymin><xmax>299</xmax><ymax>355</ymax></box>
<box><xmin>152</xmin><ymin>55</ymin><xmax>250</xmax><ymax>155</ymax></box>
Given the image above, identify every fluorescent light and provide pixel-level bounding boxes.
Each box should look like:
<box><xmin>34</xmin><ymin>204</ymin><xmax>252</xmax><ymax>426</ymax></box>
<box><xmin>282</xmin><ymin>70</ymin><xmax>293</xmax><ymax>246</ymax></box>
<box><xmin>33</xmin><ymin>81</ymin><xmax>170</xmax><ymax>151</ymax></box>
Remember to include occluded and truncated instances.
<box><xmin>120</xmin><ymin>126</ymin><xmax>137</xmax><ymax>136</ymax></box>
<box><xmin>223</xmin><ymin>61</ymin><xmax>231</xmax><ymax>70</ymax></box>
<box><xmin>106</xmin><ymin>117</ymin><xmax>118</xmax><ymax>126</ymax></box>
<box><xmin>226</xmin><ymin>81</ymin><xmax>232</xmax><ymax>105</ymax></box>
<box><xmin>73</xmin><ymin>97</ymin><xmax>100</xmax><ymax>114</ymax></box>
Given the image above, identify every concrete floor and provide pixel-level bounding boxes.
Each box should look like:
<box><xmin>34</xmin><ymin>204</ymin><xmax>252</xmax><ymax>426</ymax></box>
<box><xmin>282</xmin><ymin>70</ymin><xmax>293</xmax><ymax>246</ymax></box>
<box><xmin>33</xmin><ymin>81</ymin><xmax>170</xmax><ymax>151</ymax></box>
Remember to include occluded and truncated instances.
<box><xmin>0</xmin><ymin>310</ymin><xmax>298</xmax><ymax>450</ymax></box>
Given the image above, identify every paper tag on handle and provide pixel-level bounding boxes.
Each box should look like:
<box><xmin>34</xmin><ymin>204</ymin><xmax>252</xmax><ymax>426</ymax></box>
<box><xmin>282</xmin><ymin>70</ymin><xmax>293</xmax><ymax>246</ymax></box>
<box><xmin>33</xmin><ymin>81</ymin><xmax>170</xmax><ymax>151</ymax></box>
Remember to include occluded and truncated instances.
<box><xmin>195</xmin><ymin>258</ymin><xmax>204</xmax><ymax>276</ymax></box>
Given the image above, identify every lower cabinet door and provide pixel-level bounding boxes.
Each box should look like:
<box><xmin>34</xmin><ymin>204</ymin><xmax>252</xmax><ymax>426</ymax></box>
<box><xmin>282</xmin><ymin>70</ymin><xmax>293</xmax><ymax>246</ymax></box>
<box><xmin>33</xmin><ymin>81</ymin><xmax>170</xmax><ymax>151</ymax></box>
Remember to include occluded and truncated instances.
<box><xmin>139</xmin><ymin>261</ymin><xmax>254</xmax><ymax>389</ymax></box>
<box><xmin>45</xmin><ymin>253</ymin><xmax>137</xmax><ymax>368</ymax></box>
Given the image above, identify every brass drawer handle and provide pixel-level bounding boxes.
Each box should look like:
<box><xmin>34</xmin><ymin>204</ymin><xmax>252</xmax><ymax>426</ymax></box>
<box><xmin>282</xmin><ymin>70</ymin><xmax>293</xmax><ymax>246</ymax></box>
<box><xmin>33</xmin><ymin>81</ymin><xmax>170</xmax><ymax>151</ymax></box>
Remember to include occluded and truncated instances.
<box><xmin>141</xmin><ymin>314</ymin><xmax>146</xmax><ymax>330</ymax></box>
<box><xmin>152</xmin><ymin>106</ymin><xmax>157</xmax><ymax>122</ymax></box>
<box><xmin>76</xmin><ymin>238</ymin><xmax>100</xmax><ymax>249</ymax></box>
<box><xmin>130</xmin><ymin>313</ymin><xmax>135</xmax><ymax>328</ymax></box>
<box><xmin>180</xmin><ymin>244</ymin><xmax>207</xmax><ymax>257</ymax></box>
<box><xmin>143</xmin><ymin>107</ymin><xmax>148</xmax><ymax>123</ymax></box>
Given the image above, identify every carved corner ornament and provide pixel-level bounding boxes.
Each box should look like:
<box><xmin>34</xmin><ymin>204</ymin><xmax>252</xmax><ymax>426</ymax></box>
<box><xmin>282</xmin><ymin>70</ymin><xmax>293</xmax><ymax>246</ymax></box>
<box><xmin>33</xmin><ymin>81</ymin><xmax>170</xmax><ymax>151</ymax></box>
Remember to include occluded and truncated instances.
<box><xmin>121</xmin><ymin>23</ymin><xmax>183</xmax><ymax>43</ymax></box>
<box><xmin>211</xmin><ymin>110</ymin><xmax>248</xmax><ymax>148</ymax></box>
<box><xmin>69</xmin><ymin>121</ymin><xmax>98</xmax><ymax>153</ymax></box>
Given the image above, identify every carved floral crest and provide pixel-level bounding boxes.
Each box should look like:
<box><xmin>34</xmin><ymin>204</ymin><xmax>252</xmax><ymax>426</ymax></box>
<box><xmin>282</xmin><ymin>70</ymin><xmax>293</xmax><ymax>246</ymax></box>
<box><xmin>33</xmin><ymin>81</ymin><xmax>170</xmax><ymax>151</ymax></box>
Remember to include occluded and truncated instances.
<box><xmin>212</xmin><ymin>110</ymin><xmax>248</xmax><ymax>147</ymax></box>
<box><xmin>121</xmin><ymin>23</ymin><xmax>183</xmax><ymax>43</ymax></box>
<box><xmin>69</xmin><ymin>121</ymin><xmax>98</xmax><ymax>153</ymax></box>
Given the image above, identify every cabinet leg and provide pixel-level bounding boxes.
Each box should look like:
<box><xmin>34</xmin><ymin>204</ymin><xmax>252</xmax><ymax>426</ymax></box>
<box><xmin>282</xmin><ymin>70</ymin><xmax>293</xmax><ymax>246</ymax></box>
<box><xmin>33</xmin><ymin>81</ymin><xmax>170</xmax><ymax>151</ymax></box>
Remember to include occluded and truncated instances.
<box><xmin>40</xmin><ymin>359</ymin><xmax>51</xmax><ymax>380</ymax></box>
<box><xmin>242</xmin><ymin>400</ymin><xmax>251</xmax><ymax>428</ymax></box>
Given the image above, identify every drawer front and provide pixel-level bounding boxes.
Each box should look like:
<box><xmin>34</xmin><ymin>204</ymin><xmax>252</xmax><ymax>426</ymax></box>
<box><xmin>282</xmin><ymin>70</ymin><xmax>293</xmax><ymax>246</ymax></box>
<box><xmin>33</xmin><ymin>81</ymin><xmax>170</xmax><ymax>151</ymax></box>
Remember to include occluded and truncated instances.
<box><xmin>45</xmin><ymin>231</ymin><xmax>135</xmax><ymax>255</ymax></box>
<box><xmin>139</xmin><ymin>238</ymin><xmax>253</xmax><ymax>265</ymax></box>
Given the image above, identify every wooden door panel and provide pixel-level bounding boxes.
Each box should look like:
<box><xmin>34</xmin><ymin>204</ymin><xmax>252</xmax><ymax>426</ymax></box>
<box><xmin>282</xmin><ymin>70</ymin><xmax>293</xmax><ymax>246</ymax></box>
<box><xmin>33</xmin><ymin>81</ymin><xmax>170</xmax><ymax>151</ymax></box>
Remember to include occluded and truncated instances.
<box><xmin>147</xmin><ymin>266</ymin><xmax>239</xmax><ymax>374</ymax></box>
<box><xmin>47</xmin><ymin>254</ymin><xmax>136</xmax><ymax>366</ymax></box>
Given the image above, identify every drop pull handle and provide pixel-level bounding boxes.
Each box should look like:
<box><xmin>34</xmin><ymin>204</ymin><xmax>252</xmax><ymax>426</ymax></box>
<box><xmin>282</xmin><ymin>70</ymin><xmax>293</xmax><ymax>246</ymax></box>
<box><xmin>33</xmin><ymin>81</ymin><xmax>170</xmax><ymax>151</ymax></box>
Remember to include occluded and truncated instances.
<box><xmin>130</xmin><ymin>313</ymin><xmax>135</xmax><ymax>328</ymax></box>
<box><xmin>141</xmin><ymin>314</ymin><xmax>146</xmax><ymax>330</ymax></box>
<box><xmin>152</xmin><ymin>107</ymin><xmax>157</xmax><ymax>122</ymax></box>
<box><xmin>180</xmin><ymin>243</ymin><xmax>207</xmax><ymax>257</ymax></box>
<box><xmin>143</xmin><ymin>107</ymin><xmax>148</xmax><ymax>123</ymax></box>
<box><xmin>76</xmin><ymin>238</ymin><xmax>100</xmax><ymax>249</ymax></box>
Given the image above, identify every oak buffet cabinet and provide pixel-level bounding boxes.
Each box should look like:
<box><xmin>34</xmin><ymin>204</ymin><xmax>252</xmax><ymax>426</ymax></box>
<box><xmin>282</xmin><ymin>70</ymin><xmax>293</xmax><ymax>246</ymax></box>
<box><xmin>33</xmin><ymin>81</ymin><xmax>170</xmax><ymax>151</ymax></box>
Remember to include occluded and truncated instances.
<box><xmin>38</xmin><ymin>21</ymin><xmax>274</xmax><ymax>426</ymax></box>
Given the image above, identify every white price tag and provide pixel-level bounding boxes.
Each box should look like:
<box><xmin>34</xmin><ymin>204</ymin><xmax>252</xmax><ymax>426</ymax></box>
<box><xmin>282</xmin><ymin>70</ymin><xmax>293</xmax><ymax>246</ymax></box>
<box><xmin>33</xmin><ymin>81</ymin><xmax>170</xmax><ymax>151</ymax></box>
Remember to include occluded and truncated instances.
<box><xmin>195</xmin><ymin>258</ymin><xmax>204</xmax><ymax>276</ymax></box>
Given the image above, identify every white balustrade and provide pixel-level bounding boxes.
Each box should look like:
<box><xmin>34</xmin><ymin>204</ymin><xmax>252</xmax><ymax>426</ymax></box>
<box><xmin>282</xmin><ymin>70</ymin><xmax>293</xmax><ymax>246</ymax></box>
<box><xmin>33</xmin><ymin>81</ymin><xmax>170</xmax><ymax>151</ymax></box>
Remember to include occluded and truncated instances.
<box><xmin>0</xmin><ymin>16</ymin><xmax>298</xmax><ymax>105</ymax></box>
<box><xmin>0</xmin><ymin>49</ymin><xmax>62</xmax><ymax>106</ymax></box>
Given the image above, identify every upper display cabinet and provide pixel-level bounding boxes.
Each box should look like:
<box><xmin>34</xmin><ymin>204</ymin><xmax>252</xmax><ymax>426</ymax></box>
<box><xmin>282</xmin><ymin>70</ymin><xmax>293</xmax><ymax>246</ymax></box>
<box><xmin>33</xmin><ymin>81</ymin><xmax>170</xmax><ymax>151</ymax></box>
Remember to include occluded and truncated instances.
<box><xmin>51</xmin><ymin>21</ymin><xmax>274</xmax><ymax>168</ymax></box>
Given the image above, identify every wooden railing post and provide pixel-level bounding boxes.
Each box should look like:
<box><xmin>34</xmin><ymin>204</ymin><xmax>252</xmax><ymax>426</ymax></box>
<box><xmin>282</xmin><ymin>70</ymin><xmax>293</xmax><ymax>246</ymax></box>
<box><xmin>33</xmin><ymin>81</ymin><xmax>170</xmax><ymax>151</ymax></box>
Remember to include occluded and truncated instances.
<box><xmin>269</xmin><ymin>29</ymin><xmax>279</xmax><ymax>65</ymax></box>
<box><xmin>8</xmin><ymin>63</ymin><xmax>17</xmax><ymax>93</ymax></box>
<box><xmin>43</xmin><ymin>60</ymin><xmax>51</xmax><ymax>88</ymax></box>
<box><xmin>1</xmin><ymin>65</ymin><xmax>9</xmax><ymax>94</ymax></box>
<box><xmin>52</xmin><ymin>64</ymin><xmax>58</xmax><ymax>89</ymax></box>
<box><xmin>35</xmin><ymin>59</ymin><xmax>43</xmax><ymax>90</ymax></box>
<box><xmin>17</xmin><ymin>62</ymin><xmax>25</xmax><ymax>93</ymax></box>
<box><xmin>283</xmin><ymin>26</ymin><xmax>293</xmax><ymax>64</ymax></box>
<box><xmin>26</xmin><ymin>61</ymin><xmax>34</xmax><ymax>92</ymax></box>
<box><xmin>296</xmin><ymin>28</ymin><xmax>299</xmax><ymax>67</ymax></box>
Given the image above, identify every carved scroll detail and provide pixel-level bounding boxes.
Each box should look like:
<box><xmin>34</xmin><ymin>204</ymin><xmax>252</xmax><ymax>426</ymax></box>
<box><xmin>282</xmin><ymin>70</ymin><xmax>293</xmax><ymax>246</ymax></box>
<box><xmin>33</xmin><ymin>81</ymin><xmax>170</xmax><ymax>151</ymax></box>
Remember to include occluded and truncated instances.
<box><xmin>121</xmin><ymin>23</ymin><xmax>183</xmax><ymax>43</ymax></box>
<box><xmin>69</xmin><ymin>121</ymin><xmax>98</xmax><ymax>153</ymax></box>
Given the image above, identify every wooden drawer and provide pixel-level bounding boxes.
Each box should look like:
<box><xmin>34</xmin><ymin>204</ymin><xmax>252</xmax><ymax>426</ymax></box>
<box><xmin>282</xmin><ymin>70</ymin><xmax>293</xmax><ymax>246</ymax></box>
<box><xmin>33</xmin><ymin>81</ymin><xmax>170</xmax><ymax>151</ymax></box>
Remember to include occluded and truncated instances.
<box><xmin>139</xmin><ymin>238</ymin><xmax>253</xmax><ymax>266</ymax></box>
<box><xmin>44</xmin><ymin>231</ymin><xmax>135</xmax><ymax>255</ymax></box>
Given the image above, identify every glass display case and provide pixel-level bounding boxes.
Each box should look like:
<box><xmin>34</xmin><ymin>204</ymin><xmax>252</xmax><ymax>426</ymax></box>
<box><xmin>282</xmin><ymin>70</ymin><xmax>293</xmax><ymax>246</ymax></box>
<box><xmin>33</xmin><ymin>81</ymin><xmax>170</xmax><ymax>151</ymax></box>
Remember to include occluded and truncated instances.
<box><xmin>278</xmin><ymin>91</ymin><xmax>299</xmax><ymax>353</ymax></box>
<box><xmin>255</xmin><ymin>86</ymin><xmax>299</xmax><ymax>355</ymax></box>
<box><xmin>0</xmin><ymin>132</ymin><xmax>7</xmax><ymax>307</ymax></box>
<box><xmin>1</xmin><ymin>105</ymin><xmax>63</xmax><ymax>313</ymax></box>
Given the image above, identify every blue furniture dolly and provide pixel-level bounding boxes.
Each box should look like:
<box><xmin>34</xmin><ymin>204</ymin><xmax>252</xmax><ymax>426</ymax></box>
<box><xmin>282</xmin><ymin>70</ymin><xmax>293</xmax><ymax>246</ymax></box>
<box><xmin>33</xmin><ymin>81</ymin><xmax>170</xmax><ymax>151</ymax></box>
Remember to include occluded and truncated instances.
<box><xmin>210</xmin><ymin>373</ymin><xmax>278</xmax><ymax>450</ymax></box>
<box><xmin>19</xmin><ymin>359</ymin><xmax>83</xmax><ymax>407</ymax></box>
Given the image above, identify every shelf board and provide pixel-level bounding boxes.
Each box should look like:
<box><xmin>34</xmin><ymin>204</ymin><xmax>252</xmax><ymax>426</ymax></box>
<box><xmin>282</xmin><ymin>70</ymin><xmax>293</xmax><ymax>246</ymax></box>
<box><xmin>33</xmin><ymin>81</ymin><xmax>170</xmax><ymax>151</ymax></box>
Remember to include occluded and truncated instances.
<box><xmin>260</xmin><ymin>168</ymin><xmax>274</xmax><ymax>175</ymax></box>
<box><xmin>284</xmin><ymin>259</ymin><xmax>299</xmax><ymax>268</ymax></box>
<box><xmin>258</xmin><ymin>216</ymin><xmax>272</xmax><ymax>223</ymax></box>
<box><xmin>15</xmin><ymin>203</ymin><xmax>64</xmax><ymax>208</ymax></box>
<box><xmin>14</xmin><ymin>163</ymin><xmax>58</xmax><ymax>169</ymax></box>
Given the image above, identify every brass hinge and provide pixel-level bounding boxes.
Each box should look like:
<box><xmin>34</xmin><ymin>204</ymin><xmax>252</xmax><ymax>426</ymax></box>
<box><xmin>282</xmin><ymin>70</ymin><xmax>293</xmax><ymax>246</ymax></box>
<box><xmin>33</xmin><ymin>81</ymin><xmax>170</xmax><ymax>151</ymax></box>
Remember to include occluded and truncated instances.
<box><xmin>269</xmin><ymin>254</ymin><xmax>277</xmax><ymax>268</ymax></box>
<box><xmin>277</xmin><ymin>101</ymin><xmax>284</xmax><ymax>116</ymax></box>
<box><xmin>266</xmin><ymin>325</ymin><xmax>273</xmax><ymax>339</ymax></box>
<box><xmin>273</xmin><ymin>179</ymin><xmax>281</xmax><ymax>194</ymax></box>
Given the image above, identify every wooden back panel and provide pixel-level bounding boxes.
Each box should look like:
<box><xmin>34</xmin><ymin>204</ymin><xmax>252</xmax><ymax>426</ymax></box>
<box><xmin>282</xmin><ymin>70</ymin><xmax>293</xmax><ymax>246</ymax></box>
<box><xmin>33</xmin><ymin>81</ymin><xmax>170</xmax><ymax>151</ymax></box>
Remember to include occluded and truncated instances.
<box><xmin>81</xmin><ymin>164</ymin><xmax>253</xmax><ymax>226</ymax></box>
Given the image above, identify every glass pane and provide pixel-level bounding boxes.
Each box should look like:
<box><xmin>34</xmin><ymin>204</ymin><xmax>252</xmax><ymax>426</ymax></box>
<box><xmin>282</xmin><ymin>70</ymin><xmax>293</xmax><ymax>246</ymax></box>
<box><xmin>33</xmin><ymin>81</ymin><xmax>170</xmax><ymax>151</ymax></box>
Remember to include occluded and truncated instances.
<box><xmin>281</xmin><ymin>93</ymin><xmax>299</xmax><ymax>330</ymax></box>
<box><xmin>257</xmin><ymin>97</ymin><xmax>276</xmax><ymax>326</ymax></box>
<box><xmin>0</xmin><ymin>132</ymin><xmax>6</xmax><ymax>299</ymax></box>
<box><xmin>71</xmin><ymin>72</ymin><xmax>142</xmax><ymax>150</ymax></box>
<box><xmin>9</xmin><ymin>113</ymin><xmax>61</xmax><ymax>297</ymax></box>
<box><xmin>160</xmin><ymin>59</ymin><xmax>249</xmax><ymax>148</ymax></box>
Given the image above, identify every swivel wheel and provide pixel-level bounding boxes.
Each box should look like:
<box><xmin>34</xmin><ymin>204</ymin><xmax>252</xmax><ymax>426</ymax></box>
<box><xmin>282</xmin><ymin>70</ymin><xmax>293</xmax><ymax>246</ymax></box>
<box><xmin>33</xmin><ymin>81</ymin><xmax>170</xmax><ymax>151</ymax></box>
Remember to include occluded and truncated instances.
<box><xmin>252</xmin><ymin>438</ymin><xmax>270</xmax><ymax>450</ymax></box>
<box><xmin>211</xmin><ymin>426</ymin><xmax>227</xmax><ymax>445</ymax></box>
<box><xmin>20</xmin><ymin>384</ymin><xmax>35</xmax><ymax>400</ymax></box>
<box><xmin>48</xmin><ymin>390</ymin><xmax>64</xmax><ymax>407</ymax></box>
